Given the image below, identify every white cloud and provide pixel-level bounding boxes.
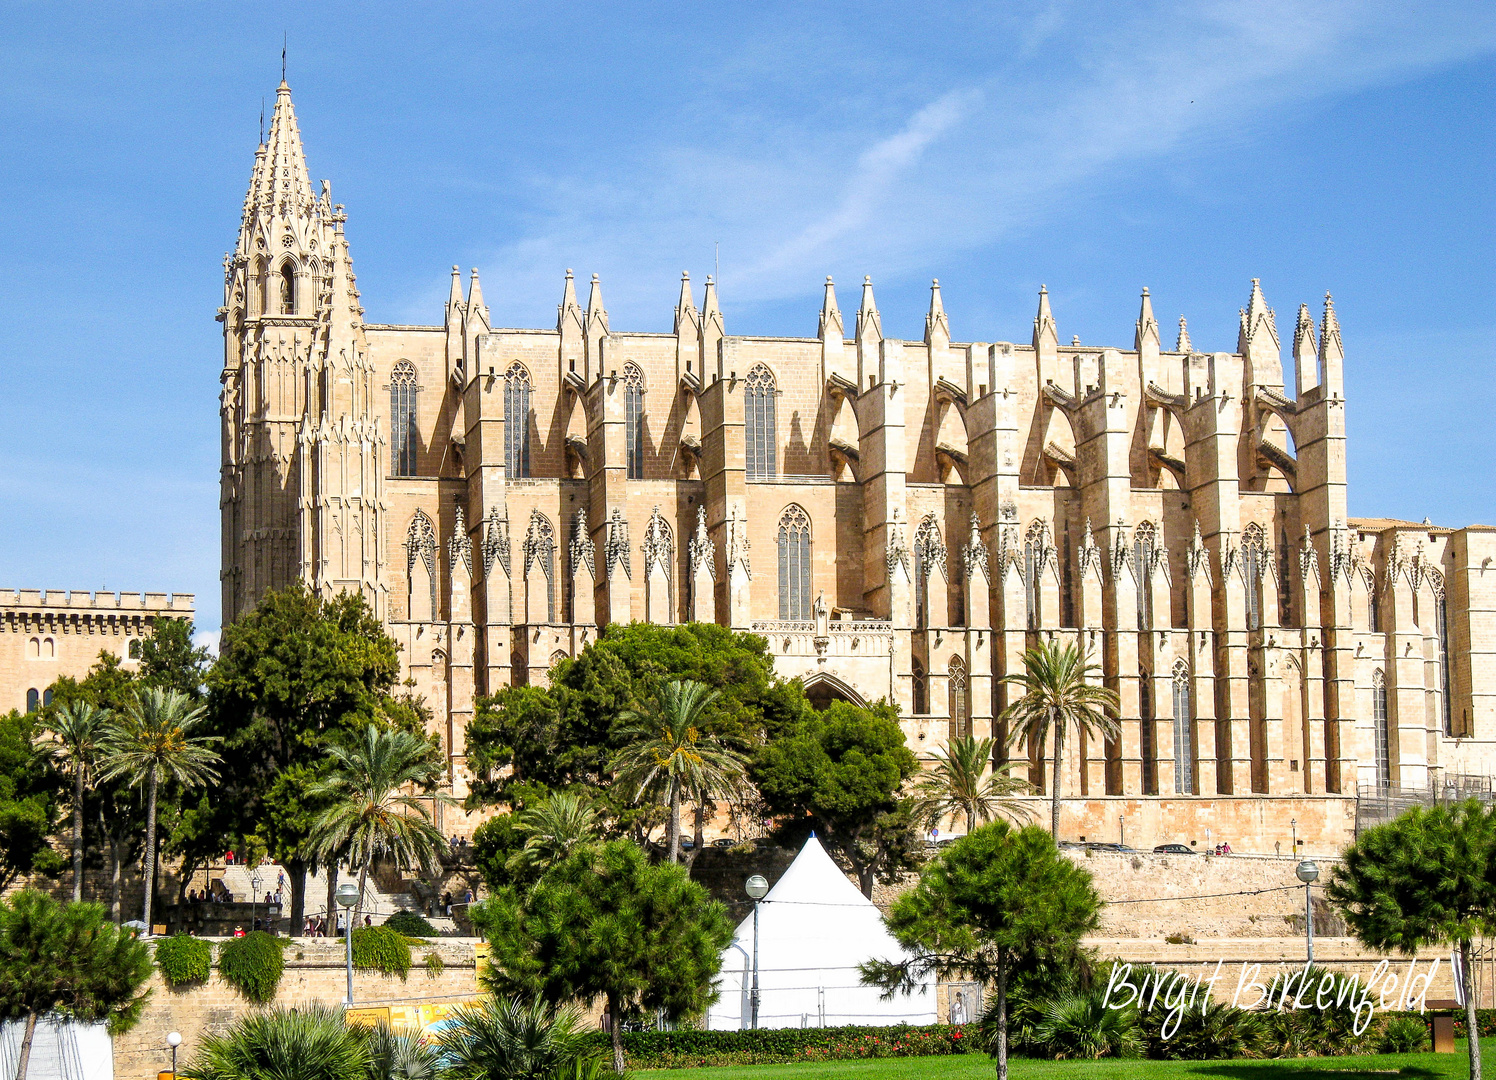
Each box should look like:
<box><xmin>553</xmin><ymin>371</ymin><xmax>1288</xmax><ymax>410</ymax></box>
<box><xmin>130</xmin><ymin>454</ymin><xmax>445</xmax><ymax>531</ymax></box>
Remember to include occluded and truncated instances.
<box><xmin>442</xmin><ymin>0</ymin><xmax>1496</xmax><ymax>329</ymax></box>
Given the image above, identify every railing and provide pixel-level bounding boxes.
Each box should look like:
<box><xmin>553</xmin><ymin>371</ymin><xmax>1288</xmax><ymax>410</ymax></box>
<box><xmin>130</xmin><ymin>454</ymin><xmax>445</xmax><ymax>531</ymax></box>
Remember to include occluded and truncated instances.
<box><xmin>1355</xmin><ymin>777</ymin><xmax>1496</xmax><ymax>834</ymax></box>
<box><xmin>750</xmin><ymin>620</ymin><xmax>893</xmax><ymax>633</ymax></box>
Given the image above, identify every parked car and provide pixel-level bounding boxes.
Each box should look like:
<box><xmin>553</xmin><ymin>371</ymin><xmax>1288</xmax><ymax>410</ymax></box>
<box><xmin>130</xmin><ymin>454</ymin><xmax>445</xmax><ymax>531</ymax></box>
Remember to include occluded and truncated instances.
<box><xmin>712</xmin><ymin>837</ymin><xmax>737</xmax><ymax>849</ymax></box>
<box><xmin>1153</xmin><ymin>843</ymin><xmax>1196</xmax><ymax>855</ymax></box>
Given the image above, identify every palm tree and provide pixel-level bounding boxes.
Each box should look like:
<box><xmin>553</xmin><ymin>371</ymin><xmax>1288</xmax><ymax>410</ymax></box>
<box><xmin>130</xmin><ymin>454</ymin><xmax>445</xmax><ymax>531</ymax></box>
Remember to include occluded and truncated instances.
<box><xmin>610</xmin><ymin>679</ymin><xmax>748</xmax><ymax>864</ymax></box>
<box><xmin>98</xmin><ymin>688</ymin><xmax>221</xmax><ymax>931</ymax></box>
<box><xmin>39</xmin><ymin>702</ymin><xmax>112</xmax><ymax>902</ymax></box>
<box><xmin>306</xmin><ymin>725</ymin><xmax>453</xmax><ymax>925</ymax></box>
<box><xmin>436</xmin><ymin>996</ymin><xmax>598</xmax><ymax>1080</ymax></box>
<box><xmin>182</xmin><ymin>1003</ymin><xmax>373</xmax><ymax>1080</ymax></box>
<box><xmin>1000</xmin><ymin>640</ymin><xmax>1119</xmax><ymax>839</ymax></box>
<box><xmin>509</xmin><ymin>791</ymin><xmax>602</xmax><ymax>874</ymax></box>
<box><xmin>910</xmin><ymin>733</ymin><xmax>1031</xmax><ymax>834</ymax></box>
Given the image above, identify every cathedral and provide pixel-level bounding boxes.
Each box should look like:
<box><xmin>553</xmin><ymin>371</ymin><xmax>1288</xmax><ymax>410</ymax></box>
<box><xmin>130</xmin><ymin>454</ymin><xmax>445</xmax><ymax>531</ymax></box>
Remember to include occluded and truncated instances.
<box><xmin>219</xmin><ymin>82</ymin><xmax>1496</xmax><ymax>848</ymax></box>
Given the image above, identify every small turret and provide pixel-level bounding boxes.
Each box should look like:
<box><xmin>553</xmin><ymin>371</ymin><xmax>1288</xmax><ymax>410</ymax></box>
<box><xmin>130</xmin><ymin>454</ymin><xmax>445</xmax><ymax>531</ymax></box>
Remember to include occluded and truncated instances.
<box><xmin>445</xmin><ymin>265</ymin><xmax>464</xmax><ymax>381</ymax></box>
<box><xmin>1293</xmin><ymin>303</ymin><xmax>1318</xmax><ymax>397</ymax></box>
<box><xmin>1318</xmin><ymin>292</ymin><xmax>1344</xmax><ymax>394</ymax></box>
<box><xmin>818</xmin><ymin>276</ymin><xmax>843</xmax><ymax>341</ymax></box>
<box><xmin>1238</xmin><ymin>278</ymin><xmax>1283</xmax><ymax>388</ymax></box>
<box><xmin>674</xmin><ymin>272</ymin><xmax>699</xmax><ymax>337</ymax></box>
<box><xmin>1176</xmin><ymin>316</ymin><xmax>1192</xmax><ymax>355</ymax></box>
<box><xmin>856</xmin><ymin>276</ymin><xmax>882</xmax><ymax>364</ymax></box>
<box><xmin>584</xmin><ymin>273</ymin><xmax>609</xmax><ymax>375</ymax></box>
<box><xmin>1033</xmin><ymin>285</ymin><xmax>1057</xmax><ymax>350</ymax></box>
<box><xmin>925</xmin><ymin>278</ymin><xmax>950</xmax><ymax>349</ymax></box>
<box><xmin>463</xmin><ymin>268</ymin><xmax>490</xmax><ymax>381</ymax></box>
<box><xmin>700</xmin><ymin>275</ymin><xmax>724</xmax><ymax>370</ymax></box>
<box><xmin>1135</xmin><ymin>287</ymin><xmax>1160</xmax><ymax>357</ymax></box>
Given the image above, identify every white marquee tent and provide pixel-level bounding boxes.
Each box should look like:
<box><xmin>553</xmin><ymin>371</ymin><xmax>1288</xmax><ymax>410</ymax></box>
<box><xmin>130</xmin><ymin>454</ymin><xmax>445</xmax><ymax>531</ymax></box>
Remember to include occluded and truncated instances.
<box><xmin>706</xmin><ymin>835</ymin><xmax>937</xmax><ymax>1030</ymax></box>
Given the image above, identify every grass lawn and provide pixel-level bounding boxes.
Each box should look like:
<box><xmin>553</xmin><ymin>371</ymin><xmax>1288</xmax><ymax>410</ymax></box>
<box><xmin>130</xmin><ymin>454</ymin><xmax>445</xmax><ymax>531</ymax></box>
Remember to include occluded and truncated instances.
<box><xmin>639</xmin><ymin>1045</ymin><xmax>1473</xmax><ymax>1080</ymax></box>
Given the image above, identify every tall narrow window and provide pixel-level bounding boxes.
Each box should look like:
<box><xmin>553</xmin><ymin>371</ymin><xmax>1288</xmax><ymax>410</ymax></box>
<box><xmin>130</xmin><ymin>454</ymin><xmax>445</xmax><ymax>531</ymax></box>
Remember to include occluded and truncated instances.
<box><xmin>25</xmin><ymin>689</ymin><xmax>38</xmax><ymax>713</ymax></box>
<box><xmin>914</xmin><ymin>515</ymin><xmax>943</xmax><ymax>630</ymax></box>
<box><xmin>279</xmin><ymin>262</ymin><xmax>296</xmax><ymax>315</ymax></box>
<box><xmin>745</xmin><ymin>364</ymin><xmax>777</xmax><ymax>480</ymax></box>
<box><xmin>1024</xmin><ymin>523</ymin><xmax>1046</xmax><ymax>630</ymax></box>
<box><xmin>505</xmin><ymin>362</ymin><xmax>532</xmax><ymax>478</ymax></box>
<box><xmin>1437</xmin><ymin>592</ymin><xmax>1453</xmax><ymax>735</ymax></box>
<box><xmin>777</xmin><ymin>505</ymin><xmax>811</xmax><ymax>621</ymax></box>
<box><xmin>1139</xmin><ymin>669</ymin><xmax>1155</xmax><ymax>795</ymax></box>
<box><xmin>912</xmin><ymin>660</ymin><xmax>928</xmax><ymax>715</ymax></box>
<box><xmin>948</xmin><ymin>657</ymin><xmax>968</xmax><ymax>740</ymax></box>
<box><xmin>1172</xmin><ymin>661</ymin><xmax>1194</xmax><ymax>794</ymax></box>
<box><xmin>1373</xmin><ymin>669</ymin><xmax>1390</xmax><ymax>790</ymax></box>
<box><xmin>390</xmin><ymin>361</ymin><xmax>419</xmax><ymax>476</ymax></box>
<box><xmin>622</xmin><ymin>363</ymin><xmax>646</xmax><ymax>478</ymax></box>
<box><xmin>1134</xmin><ymin>523</ymin><xmax>1155</xmax><ymax>631</ymax></box>
<box><xmin>1368</xmin><ymin>581</ymin><xmax>1380</xmax><ymax>633</ymax></box>
<box><xmin>1278</xmin><ymin>530</ymin><xmax>1294</xmax><ymax>626</ymax></box>
<box><xmin>1242</xmin><ymin>525</ymin><xmax>1264</xmax><ymax>631</ymax></box>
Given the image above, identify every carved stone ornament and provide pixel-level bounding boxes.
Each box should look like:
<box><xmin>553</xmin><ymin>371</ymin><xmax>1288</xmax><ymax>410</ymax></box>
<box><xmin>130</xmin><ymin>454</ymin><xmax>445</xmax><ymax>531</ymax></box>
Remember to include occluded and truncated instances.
<box><xmin>726</xmin><ymin>505</ymin><xmax>751</xmax><ymax>579</ymax></box>
<box><xmin>606</xmin><ymin>507</ymin><xmax>632</xmax><ymax>579</ymax></box>
<box><xmin>523</xmin><ymin>509</ymin><xmax>555</xmax><ymax>579</ymax></box>
<box><xmin>642</xmin><ymin>506</ymin><xmax>673</xmax><ymax>578</ymax></box>
<box><xmin>1299</xmin><ymin>526</ymin><xmax>1320</xmax><ymax>585</ymax></box>
<box><xmin>1110</xmin><ymin>518</ymin><xmax>1130</xmax><ymax>579</ymax></box>
<box><xmin>962</xmin><ymin>512</ymin><xmax>990</xmax><ymax>581</ymax></box>
<box><xmin>449</xmin><ymin>502</ymin><xmax>473</xmax><ymax>576</ymax></box>
<box><xmin>886</xmin><ymin>508</ymin><xmax>910</xmax><ymax>579</ymax></box>
<box><xmin>689</xmin><ymin>505</ymin><xmax>715</xmax><ymax>581</ymax></box>
<box><xmin>570</xmin><ymin>507</ymin><xmax>596</xmax><ymax>578</ymax></box>
<box><xmin>914</xmin><ymin>514</ymin><xmax>947</xmax><ymax>580</ymax></box>
<box><xmin>406</xmin><ymin>512</ymin><xmax>437</xmax><ymax>576</ymax></box>
<box><xmin>1188</xmin><ymin>520</ymin><xmax>1212</xmax><ymax>584</ymax></box>
<box><xmin>1078</xmin><ymin>516</ymin><xmax>1103</xmax><ymax>581</ymax></box>
<box><xmin>482</xmin><ymin>504</ymin><xmax>511</xmax><ymax>578</ymax></box>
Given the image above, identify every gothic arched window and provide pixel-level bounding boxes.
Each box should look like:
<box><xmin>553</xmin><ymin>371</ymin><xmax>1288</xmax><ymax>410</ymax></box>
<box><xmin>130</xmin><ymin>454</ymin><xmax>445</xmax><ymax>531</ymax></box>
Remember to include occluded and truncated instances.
<box><xmin>1172</xmin><ymin>660</ymin><xmax>1194</xmax><ymax>795</ymax></box>
<box><xmin>1023</xmin><ymin>522</ymin><xmax>1046</xmax><ymax>630</ymax></box>
<box><xmin>1133</xmin><ymin>522</ymin><xmax>1156</xmax><ymax>631</ymax></box>
<box><xmin>1242</xmin><ymin>524</ymin><xmax>1266</xmax><ymax>631</ymax></box>
<box><xmin>25</xmin><ymin>689</ymin><xmax>38</xmax><ymax>713</ymax></box>
<box><xmin>745</xmin><ymin>364</ymin><xmax>777</xmax><ymax>481</ymax></box>
<box><xmin>524</xmin><ymin>510</ymin><xmax>556</xmax><ymax>623</ymax></box>
<box><xmin>279</xmin><ymin>261</ymin><xmax>296</xmax><ymax>315</ymax></box>
<box><xmin>777</xmin><ymin>505</ymin><xmax>811</xmax><ymax>621</ymax></box>
<box><xmin>1140</xmin><ymin>668</ymin><xmax>1155</xmax><ymax>795</ymax></box>
<box><xmin>947</xmin><ymin>656</ymin><xmax>968</xmax><ymax>740</ymax></box>
<box><xmin>505</xmin><ymin>362</ymin><xmax>532</xmax><ymax>478</ymax></box>
<box><xmin>390</xmin><ymin>360</ymin><xmax>419</xmax><ymax>476</ymax></box>
<box><xmin>624</xmin><ymin>364</ymin><xmax>645</xmax><ymax>480</ymax></box>
<box><xmin>1372</xmin><ymin>669</ymin><xmax>1390</xmax><ymax>790</ymax></box>
<box><xmin>911</xmin><ymin>659</ymin><xmax>928</xmax><ymax>715</ymax></box>
<box><xmin>914</xmin><ymin>514</ymin><xmax>944</xmax><ymax>629</ymax></box>
<box><xmin>1436</xmin><ymin>588</ymin><xmax>1452</xmax><ymax>735</ymax></box>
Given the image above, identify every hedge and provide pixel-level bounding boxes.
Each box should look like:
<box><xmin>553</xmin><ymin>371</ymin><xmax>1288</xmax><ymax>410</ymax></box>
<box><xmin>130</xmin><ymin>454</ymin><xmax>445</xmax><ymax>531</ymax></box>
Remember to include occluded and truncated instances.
<box><xmin>384</xmin><ymin>910</ymin><xmax>439</xmax><ymax>938</ymax></box>
<box><xmin>578</xmin><ymin>1024</ymin><xmax>972</xmax><ymax>1069</ymax></box>
<box><xmin>218</xmin><ymin>931</ymin><xmax>286</xmax><ymax>1003</ymax></box>
<box><xmin>352</xmin><ymin>925</ymin><xmax>412</xmax><ymax>979</ymax></box>
<box><xmin>154</xmin><ymin>934</ymin><xmax>212</xmax><ymax>988</ymax></box>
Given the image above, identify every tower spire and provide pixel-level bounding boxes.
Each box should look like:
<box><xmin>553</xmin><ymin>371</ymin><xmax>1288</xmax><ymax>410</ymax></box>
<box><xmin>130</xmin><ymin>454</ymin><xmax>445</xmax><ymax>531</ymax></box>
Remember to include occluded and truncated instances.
<box><xmin>925</xmin><ymin>278</ymin><xmax>950</xmax><ymax>346</ymax></box>
<box><xmin>1135</xmin><ymin>287</ymin><xmax>1160</xmax><ymax>354</ymax></box>
<box><xmin>818</xmin><ymin>276</ymin><xmax>843</xmax><ymax>340</ymax></box>
<box><xmin>1176</xmin><ymin>316</ymin><xmax>1192</xmax><ymax>354</ymax></box>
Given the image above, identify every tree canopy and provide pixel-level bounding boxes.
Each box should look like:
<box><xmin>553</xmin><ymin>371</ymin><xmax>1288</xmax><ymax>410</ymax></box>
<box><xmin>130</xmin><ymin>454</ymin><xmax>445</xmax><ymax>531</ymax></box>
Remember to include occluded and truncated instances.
<box><xmin>863</xmin><ymin>821</ymin><xmax>1103</xmax><ymax>1080</ymax></box>
<box><xmin>0</xmin><ymin>890</ymin><xmax>153</xmax><ymax>1080</ymax></box>
<box><xmin>751</xmin><ymin>699</ymin><xmax>919</xmax><ymax>896</ymax></box>
<box><xmin>0</xmin><ymin>710</ymin><xmax>66</xmax><ymax>892</ymax></box>
<box><xmin>472</xmin><ymin>838</ymin><xmax>733</xmax><ymax>1074</ymax></box>
<box><xmin>1326</xmin><ymin>800</ymin><xmax>1496</xmax><ymax>1080</ymax></box>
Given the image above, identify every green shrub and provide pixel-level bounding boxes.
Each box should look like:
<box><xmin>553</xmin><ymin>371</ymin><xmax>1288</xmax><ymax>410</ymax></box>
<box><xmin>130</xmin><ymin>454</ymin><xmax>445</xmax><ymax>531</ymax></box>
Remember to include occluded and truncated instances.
<box><xmin>1030</xmin><ymin>990</ymin><xmax>1140</xmax><ymax>1059</ymax></box>
<box><xmin>1140</xmin><ymin>998</ymin><xmax>1267</xmax><ymax>1060</ymax></box>
<box><xmin>384</xmin><ymin>910</ymin><xmax>439</xmax><ymax>938</ymax></box>
<box><xmin>1380</xmin><ymin>1014</ymin><xmax>1429</xmax><ymax>1053</ymax></box>
<box><xmin>575</xmin><ymin>1025</ymin><xmax>971</xmax><ymax>1069</ymax></box>
<box><xmin>425</xmin><ymin>950</ymin><xmax>445</xmax><ymax>978</ymax></box>
<box><xmin>155</xmin><ymin>933</ymin><xmax>212</xmax><ymax>988</ymax></box>
<box><xmin>352</xmin><ymin>925</ymin><xmax>411</xmax><ymax>979</ymax></box>
<box><xmin>217</xmin><ymin>931</ymin><xmax>285</xmax><ymax>1004</ymax></box>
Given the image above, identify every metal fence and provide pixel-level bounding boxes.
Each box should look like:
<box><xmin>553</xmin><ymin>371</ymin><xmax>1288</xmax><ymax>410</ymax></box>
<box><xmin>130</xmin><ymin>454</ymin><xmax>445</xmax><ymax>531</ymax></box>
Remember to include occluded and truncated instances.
<box><xmin>1355</xmin><ymin>774</ymin><xmax>1496</xmax><ymax>834</ymax></box>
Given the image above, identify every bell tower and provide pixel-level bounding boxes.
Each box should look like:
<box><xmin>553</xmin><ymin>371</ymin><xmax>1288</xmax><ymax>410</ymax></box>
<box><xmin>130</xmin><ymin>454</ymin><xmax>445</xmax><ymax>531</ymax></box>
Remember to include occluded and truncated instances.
<box><xmin>219</xmin><ymin>82</ymin><xmax>387</xmax><ymax>622</ymax></box>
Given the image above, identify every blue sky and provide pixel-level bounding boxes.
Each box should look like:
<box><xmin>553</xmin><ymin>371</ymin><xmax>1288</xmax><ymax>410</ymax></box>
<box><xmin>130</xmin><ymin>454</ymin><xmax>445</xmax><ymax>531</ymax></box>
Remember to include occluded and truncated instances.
<box><xmin>1</xmin><ymin>2</ymin><xmax>1492</xmax><ymax>640</ymax></box>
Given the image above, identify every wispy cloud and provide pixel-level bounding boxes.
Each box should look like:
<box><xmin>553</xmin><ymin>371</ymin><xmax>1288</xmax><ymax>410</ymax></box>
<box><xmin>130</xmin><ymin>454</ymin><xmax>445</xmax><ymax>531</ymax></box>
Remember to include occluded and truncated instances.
<box><xmin>437</xmin><ymin>0</ymin><xmax>1495</xmax><ymax>329</ymax></box>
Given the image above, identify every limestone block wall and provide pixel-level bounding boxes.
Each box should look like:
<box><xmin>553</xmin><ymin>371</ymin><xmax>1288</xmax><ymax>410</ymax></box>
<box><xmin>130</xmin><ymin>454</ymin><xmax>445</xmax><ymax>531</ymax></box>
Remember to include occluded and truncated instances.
<box><xmin>1053</xmin><ymin>794</ymin><xmax>1357</xmax><ymax>858</ymax></box>
<box><xmin>116</xmin><ymin>938</ymin><xmax>477</xmax><ymax>1080</ymax></box>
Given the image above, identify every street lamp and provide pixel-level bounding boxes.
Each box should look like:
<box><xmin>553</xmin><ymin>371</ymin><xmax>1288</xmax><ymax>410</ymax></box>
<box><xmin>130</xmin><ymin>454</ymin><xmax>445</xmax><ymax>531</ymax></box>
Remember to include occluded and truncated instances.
<box><xmin>1290</xmin><ymin>818</ymin><xmax>1297</xmax><ymax>856</ymax></box>
<box><xmin>1118</xmin><ymin>814</ymin><xmax>1125</xmax><ymax>849</ymax></box>
<box><xmin>745</xmin><ymin>875</ymin><xmax>769</xmax><ymax>1030</ymax></box>
<box><xmin>1295</xmin><ymin>860</ymin><xmax>1320</xmax><ymax>964</ymax></box>
<box><xmin>336</xmin><ymin>882</ymin><xmax>359</xmax><ymax>1007</ymax></box>
<box><xmin>166</xmin><ymin>1031</ymin><xmax>182</xmax><ymax>1079</ymax></box>
<box><xmin>250</xmin><ymin>871</ymin><xmax>262</xmax><ymax>932</ymax></box>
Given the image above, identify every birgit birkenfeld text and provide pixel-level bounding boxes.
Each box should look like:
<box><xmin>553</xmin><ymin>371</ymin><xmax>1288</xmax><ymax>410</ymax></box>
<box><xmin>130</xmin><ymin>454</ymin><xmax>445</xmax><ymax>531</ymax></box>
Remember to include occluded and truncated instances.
<box><xmin>1103</xmin><ymin>958</ymin><xmax>1444</xmax><ymax>1039</ymax></box>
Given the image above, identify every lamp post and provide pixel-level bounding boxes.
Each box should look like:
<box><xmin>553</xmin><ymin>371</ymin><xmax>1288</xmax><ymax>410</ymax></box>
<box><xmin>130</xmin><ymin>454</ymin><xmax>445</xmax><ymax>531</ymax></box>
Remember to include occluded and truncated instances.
<box><xmin>1290</xmin><ymin>818</ymin><xmax>1297</xmax><ymax>857</ymax></box>
<box><xmin>167</xmin><ymin>1031</ymin><xmax>181</xmax><ymax>1079</ymax></box>
<box><xmin>250</xmin><ymin>871</ymin><xmax>262</xmax><ymax>932</ymax></box>
<box><xmin>745</xmin><ymin>875</ymin><xmax>769</xmax><ymax>1030</ymax></box>
<box><xmin>1118</xmin><ymin>813</ymin><xmax>1125</xmax><ymax>849</ymax></box>
<box><xmin>336</xmin><ymin>882</ymin><xmax>359</xmax><ymax>1007</ymax></box>
<box><xmin>1295</xmin><ymin>860</ymin><xmax>1319</xmax><ymax>964</ymax></box>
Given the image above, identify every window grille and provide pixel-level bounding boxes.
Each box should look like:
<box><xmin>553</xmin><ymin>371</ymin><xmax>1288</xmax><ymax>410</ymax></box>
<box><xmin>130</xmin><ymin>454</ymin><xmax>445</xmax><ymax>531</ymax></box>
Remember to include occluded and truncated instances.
<box><xmin>744</xmin><ymin>364</ymin><xmax>777</xmax><ymax>480</ymax></box>
<box><xmin>777</xmin><ymin>505</ymin><xmax>811</xmax><ymax>621</ymax></box>
<box><xmin>505</xmin><ymin>363</ymin><xmax>532</xmax><ymax>478</ymax></box>
<box><xmin>624</xmin><ymin>364</ymin><xmax>645</xmax><ymax>479</ymax></box>
<box><xmin>390</xmin><ymin>360</ymin><xmax>419</xmax><ymax>476</ymax></box>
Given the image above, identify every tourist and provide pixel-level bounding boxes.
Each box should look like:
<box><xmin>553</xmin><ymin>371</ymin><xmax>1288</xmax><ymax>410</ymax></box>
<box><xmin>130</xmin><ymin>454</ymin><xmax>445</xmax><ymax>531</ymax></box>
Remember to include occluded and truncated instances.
<box><xmin>443</xmin><ymin>891</ymin><xmax>453</xmax><ymax>917</ymax></box>
<box><xmin>225</xmin><ymin>849</ymin><xmax>235</xmax><ymax>865</ymax></box>
<box><xmin>233</xmin><ymin>925</ymin><xmax>245</xmax><ymax>938</ymax></box>
<box><xmin>364</xmin><ymin>915</ymin><xmax>372</xmax><ymax>928</ymax></box>
<box><xmin>1223</xmin><ymin>841</ymin><xmax>1232</xmax><ymax>854</ymax></box>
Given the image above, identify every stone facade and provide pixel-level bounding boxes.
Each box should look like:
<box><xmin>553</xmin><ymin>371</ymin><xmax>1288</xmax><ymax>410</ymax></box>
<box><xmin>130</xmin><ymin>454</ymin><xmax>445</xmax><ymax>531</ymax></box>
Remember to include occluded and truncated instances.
<box><xmin>219</xmin><ymin>83</ymin><xmax>1496</xmax><ymax>845</ymax></box>
<box><xmin>0</xmin><ymin>589</ymin><xmax>194</xmax><ymax>715</ymax></box>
